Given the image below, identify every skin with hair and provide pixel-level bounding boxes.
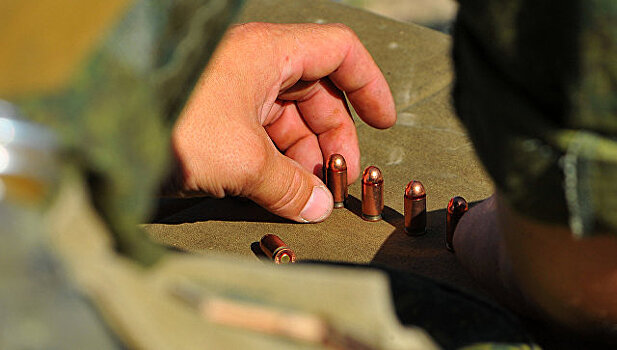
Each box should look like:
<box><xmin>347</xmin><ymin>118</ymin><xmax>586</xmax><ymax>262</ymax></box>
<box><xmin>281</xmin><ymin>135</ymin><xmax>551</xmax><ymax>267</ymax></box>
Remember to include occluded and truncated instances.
<box><xmin>170</xmin><ymin>22</ymin><xmax>396</xmax><ymax>223</ymax></box>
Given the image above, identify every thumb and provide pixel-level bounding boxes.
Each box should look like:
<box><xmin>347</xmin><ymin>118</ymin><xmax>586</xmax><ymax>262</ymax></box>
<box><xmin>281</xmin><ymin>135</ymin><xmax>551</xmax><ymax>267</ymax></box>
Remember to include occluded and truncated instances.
<box><xmin>248</xmin><ymin>152</ymin><xmax>333</xmax><ymax>223</ymax></box>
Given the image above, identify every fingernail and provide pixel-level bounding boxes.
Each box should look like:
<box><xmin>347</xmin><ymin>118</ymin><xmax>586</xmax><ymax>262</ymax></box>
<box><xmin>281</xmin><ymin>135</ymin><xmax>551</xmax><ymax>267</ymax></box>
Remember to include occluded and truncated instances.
<box><xmin>300</xmin><ymin>186</ymin><xmax>333</xmax><ymax>223</ymax></box>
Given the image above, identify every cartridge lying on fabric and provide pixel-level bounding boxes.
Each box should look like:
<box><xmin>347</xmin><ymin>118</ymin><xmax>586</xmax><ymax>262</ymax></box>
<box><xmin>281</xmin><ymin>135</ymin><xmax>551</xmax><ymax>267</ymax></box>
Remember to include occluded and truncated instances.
<box><xmin>260</xmin><ymin>234</ymin><xmax>297</xmax><ymax>264</ymax></box>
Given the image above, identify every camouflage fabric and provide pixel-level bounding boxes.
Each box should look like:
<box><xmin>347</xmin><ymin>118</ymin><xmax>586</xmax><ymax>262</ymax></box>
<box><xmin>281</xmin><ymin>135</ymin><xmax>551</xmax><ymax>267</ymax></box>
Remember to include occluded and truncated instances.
<box><xmin>1</xmin><ymin>1</ymin><xmax>241</xmax><ymax>348</ymax></box>
<box><xmin>1</xmin><ymin>0</ymin><xmax>547</xmax><ymax>349</ymax></box>
<box><xmin>8</xmin><ymin>0</ymin><xmax>243</xmax><ymax>265</ymax></box>
<box><xmin>453</xmin><ymin>0</ymin><xmax>617</xmax><ymax>236</ymax></box>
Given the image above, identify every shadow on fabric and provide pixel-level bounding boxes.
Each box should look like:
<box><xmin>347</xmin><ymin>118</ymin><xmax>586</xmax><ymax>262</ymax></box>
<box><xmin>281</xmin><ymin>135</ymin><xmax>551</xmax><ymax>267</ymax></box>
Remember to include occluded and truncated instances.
<box><xmin>150</xmin><ymin>197</ymin><xmax>292</xmax><ymax>224</ymax></box>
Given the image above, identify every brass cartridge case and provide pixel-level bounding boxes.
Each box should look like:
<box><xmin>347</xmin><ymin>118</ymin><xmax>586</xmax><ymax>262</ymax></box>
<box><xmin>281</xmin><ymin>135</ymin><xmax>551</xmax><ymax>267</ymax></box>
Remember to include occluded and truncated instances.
<box><xmin>446</xmin><ymin>196</ymin><xmax>468</xmax><ymax>252</ymax></box>
<box><xmin>404</xmin><ymin>180</ymin><xmax>426</xmax><ymax>235</ymax></box>
<box><xmin>259</xmin><ymin>234</ymin><xmax>296</xmax><ymax>264</ymax></box>
<box><xmin>361</xmin><ymin>166</ymin><xmax>383</xmax><ymax>221</ymax></box>
<box><xmin>326</xmin><ymin>154</ymin><xmax>347</xmax><ymax>208</ymax></box>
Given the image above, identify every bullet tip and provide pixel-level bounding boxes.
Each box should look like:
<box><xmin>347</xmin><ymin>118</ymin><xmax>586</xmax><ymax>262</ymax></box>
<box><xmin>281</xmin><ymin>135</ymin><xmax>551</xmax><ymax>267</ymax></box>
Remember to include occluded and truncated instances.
<box><xmin>447</xmin><ymin>196</ymin><xmax>468</xmax><ymax>215</ymax></box>
<box><xmin>405</xmin><ymin>180</ymin><xmax>426</xmax><ymax>198</ymax></box>
<box><xmin>327</xmin><ymin>154</ymin><xmax>347</xmax><ymax>171</ymax></box>
<box><xmin>362</xmin><ymin>166</ymin><xmax>383</xmax><ymax>184</ymax></box>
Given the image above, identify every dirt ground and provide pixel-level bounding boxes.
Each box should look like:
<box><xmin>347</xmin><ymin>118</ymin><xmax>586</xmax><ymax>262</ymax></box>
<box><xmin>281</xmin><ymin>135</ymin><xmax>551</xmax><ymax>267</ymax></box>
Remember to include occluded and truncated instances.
<box><xmin>339</xmin><ymin>0</ymin><xmax>457</xmax><ymax>32</ymax></box>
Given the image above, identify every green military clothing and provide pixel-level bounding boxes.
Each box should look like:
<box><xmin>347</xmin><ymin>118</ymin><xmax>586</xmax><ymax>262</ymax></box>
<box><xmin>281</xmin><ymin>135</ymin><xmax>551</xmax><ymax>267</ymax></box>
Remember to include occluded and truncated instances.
<box><xmin>453</xmin><ymin>0</ymin><xmax>617</xmax><ymax>236</ymax></box>
<box><xmin>12</xmin><ymin>0</ymin><xmax>244</xmax><ymax>265</ymax></box>
<box><xmin>1</xmin><ymin>0</ymin><xmax>579</xmax><ymax>348</ymax></box>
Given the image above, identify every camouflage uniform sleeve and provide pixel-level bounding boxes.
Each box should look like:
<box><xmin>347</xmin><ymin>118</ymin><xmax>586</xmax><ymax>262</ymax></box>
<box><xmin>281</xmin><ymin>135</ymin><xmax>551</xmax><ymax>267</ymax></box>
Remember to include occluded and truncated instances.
<box><xmin>5</xmin><ymin>0</ymin><xmax>244</xmax><ymax>264</ymax></box>
<box><xmin>453</xmin><ymin>0</ymin><xmax>617</xmax><ymax>236</ymax></box>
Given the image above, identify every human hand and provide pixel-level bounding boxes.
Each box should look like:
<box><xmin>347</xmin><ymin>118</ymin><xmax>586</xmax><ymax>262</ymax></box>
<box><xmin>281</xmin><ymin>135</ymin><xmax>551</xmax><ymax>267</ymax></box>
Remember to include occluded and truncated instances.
<box><xmin>169</xmin><ymin>23</ymin><xmax>396</xmax><ymax>223</ymax></box>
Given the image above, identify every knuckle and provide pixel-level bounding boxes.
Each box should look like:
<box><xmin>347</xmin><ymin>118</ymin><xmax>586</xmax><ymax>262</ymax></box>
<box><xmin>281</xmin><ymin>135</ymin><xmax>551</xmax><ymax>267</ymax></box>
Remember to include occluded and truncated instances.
<box><xmin>328</xmin><ymin>23</ymin><xmax>356</xmax><ymax>39</ymax></box>
<box><xmin>224</xmin><ymin>23</ymin><xmax>277</xmax><ymax>58</ymax></box>
<box><xmin>227</xmin><ymin>22</ymin><xmax>272</xmax><ymax>41</ymax></box>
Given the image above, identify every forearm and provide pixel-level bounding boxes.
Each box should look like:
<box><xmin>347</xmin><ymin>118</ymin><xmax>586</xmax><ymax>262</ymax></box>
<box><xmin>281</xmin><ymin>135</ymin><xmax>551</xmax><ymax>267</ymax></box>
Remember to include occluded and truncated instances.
<box><xmin>497</xmin><ymin>195</ymin><xmax>617</xmax><ymax>336</ymax></box>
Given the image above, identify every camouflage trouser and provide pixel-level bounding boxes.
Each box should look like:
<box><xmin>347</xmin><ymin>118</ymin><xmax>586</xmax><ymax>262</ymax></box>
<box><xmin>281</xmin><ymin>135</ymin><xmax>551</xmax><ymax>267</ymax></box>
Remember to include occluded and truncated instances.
<box><xmin>453</xmin><ymin>0</ymin><xmax>617</xmax><ymax>237</ymax></box>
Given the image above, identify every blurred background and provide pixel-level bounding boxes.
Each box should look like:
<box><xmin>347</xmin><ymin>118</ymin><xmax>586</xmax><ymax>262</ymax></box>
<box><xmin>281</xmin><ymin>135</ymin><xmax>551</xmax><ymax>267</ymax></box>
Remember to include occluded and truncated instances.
<box><xmin>338</xmin><ymin>0</ymin><xmax>457</xmax><ymax>33</ymax></box>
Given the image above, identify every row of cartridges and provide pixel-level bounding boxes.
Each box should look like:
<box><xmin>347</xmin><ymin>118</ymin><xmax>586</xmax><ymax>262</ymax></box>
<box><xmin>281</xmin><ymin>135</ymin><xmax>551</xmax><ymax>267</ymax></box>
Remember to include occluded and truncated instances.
<box><xmin>258</xmin><ymin>153</ymin><xmax>471</xmax><ymax>265</ymax></box>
